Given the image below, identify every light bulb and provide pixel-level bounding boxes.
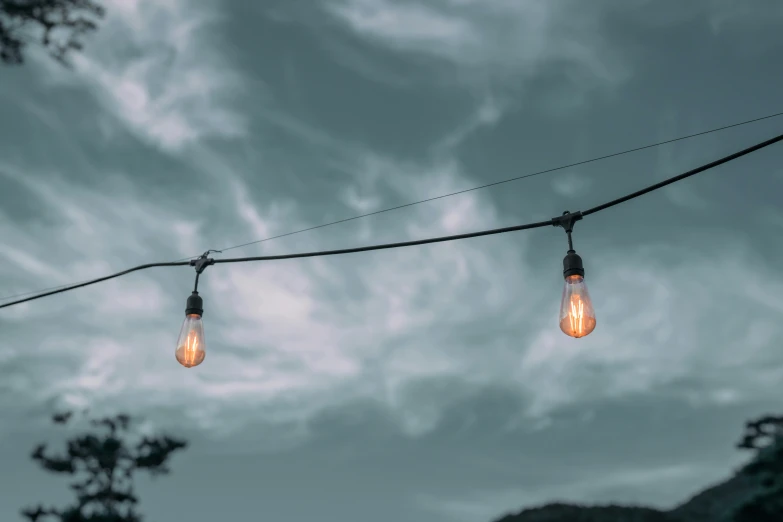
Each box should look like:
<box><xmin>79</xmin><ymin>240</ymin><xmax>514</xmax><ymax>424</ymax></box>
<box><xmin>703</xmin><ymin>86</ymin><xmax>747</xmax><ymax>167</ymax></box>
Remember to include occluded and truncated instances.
<box><xmin>175</xmin><ymin>291</ymin><xmax>206</xmax><ymax>368</ymax></box>
<box><xmin>175</xmin><ymin>314</ymin><xmax>206</xmax><ymax>367</ymax></box>
<box><xmin>559</xmin><ymin>274</ymin><xmax>596</xmax><ymax>338</ymax></box>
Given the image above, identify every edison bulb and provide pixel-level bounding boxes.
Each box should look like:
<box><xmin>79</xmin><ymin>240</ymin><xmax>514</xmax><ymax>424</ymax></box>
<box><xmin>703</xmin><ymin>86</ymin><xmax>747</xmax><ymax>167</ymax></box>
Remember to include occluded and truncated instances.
<box><xmin>175</xmin><ymin>313</ymin><xmax>206</xmax><ymax>367</ymax></box>
<box><xmin>559</xmin><ymin>274</ymin><xmax>596</xmax><ymax>338</ymax></box>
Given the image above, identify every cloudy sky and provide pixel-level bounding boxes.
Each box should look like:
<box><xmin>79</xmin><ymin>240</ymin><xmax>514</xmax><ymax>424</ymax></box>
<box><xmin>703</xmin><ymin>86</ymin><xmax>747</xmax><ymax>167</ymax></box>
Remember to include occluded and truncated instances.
<box><xmin>1</xmin><ymin>1</ymin><xmax>783</xmax><ymax>521</ymax></box>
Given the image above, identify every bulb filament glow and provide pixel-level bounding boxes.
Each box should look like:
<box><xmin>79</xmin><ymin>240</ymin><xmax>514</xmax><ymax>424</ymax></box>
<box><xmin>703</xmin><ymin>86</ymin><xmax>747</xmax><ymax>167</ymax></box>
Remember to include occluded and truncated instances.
<box><xmin>180</xmin><ymin>330</ymin><xmax>201</xmax><ymax>366</ymax></box>
<box><xmin>559</xmin><ymin>274</ymin><xmax>596</xmax><ymax>338</ymax></box>
<box><xmin>569</xmin><ymin>295</ymin><xmax>586</xmax><ymax>336</ymax></box>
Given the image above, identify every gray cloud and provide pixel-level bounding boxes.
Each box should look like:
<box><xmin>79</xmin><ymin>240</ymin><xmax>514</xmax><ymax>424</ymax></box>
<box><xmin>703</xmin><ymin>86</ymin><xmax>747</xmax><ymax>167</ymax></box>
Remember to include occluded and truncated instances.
<box><xmin>322</xmin><ymin>0</ymin><xmax>628</xmax><ymax>86</ymax></box>
<box><xmin>1</xmin><ymin>1</ymin><xmax>783</xmax><ymax>521</ymax></box>
<box><xmin>29</xmin><ymin>0</ymin><xmax>250</xmax><ymax>152</ymax></box>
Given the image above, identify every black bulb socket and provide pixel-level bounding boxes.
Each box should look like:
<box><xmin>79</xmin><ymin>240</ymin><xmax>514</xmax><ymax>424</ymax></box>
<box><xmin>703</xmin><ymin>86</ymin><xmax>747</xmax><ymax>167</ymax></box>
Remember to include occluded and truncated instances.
<box><xmin>185</xmin><ymin>291</ymin><xmax>204</xmax><ymax>317</ymax></box>
<box><xmin>563</xmin><ymin>250</ymin><xmax>585</xmax><ymax>279</ymax></box>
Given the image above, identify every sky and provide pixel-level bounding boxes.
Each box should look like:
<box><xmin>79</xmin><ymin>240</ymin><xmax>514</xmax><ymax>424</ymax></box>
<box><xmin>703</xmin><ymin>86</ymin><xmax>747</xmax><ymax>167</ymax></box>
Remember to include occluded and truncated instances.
<box><xmin>1</xmin><ymin>0</ymin><xmax>782</xmax><ymax>521</ymax></box>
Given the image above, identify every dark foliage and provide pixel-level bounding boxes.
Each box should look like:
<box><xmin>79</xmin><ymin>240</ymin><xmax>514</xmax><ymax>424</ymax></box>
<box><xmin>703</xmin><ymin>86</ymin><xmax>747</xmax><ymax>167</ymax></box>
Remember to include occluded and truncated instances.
<box><xmin>0</xmin><ymin>0</ymin><xmax>104</xmax><ymax>66</ymax></box>
<box><xmin>732</xmin><ymin>414</ymin><xmax>783</xmax><ymax>521</ymax></box>
<box><xmin>733</xmin><ymin>489</ymin><xmax>783</xmax><ymax>522</ymax></box>
<box><xmin>21</xmin><ymin>411</ymin><xmax>188</xmax><ymax>522</ymax></box>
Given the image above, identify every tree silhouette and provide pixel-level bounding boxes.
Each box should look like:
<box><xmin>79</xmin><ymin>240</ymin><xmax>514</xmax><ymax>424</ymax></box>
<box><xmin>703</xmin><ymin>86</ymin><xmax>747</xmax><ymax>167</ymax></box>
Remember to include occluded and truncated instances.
<box><xmin>736</xmin><ymin>414</ymin><xmax>783</xmax><ymax>488</ymax></box>
<box><xmin>733</xmin><ymin>414</ymin><xmax>783</xmax><ymax>522</ymax></box>
<box><xmin>21</xmin><ymin>411</ymin><xmax>188</xmax><ymax>522</ymax></box>
<box><xmin>0</xmin><ymin>0</ymin><xmax>104</xmax><ymax>66</ymax></box>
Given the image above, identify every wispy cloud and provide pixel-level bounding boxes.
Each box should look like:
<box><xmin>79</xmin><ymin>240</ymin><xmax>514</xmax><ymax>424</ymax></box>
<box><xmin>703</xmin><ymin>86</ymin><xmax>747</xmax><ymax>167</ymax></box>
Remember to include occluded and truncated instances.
<box><xmin>551</xmin><ymin>171</ymin><xmax>593</xmax><ymax>199</ymax></box>
<box><xmin>326</xmin><ymin>0</ymin><xmax>478</xmax><ymax>59</ymax></box>
<box><xmin>433</xmin><ymin>95</ymin><xmax>506</xmax><ymax>153</ymax></box>
<box><xmin>322</xmin><ymin>0</ymin><xmax>629</xmax><ymax>88</ymax></box>
<box><xmin>33</xmin><ymin>0</ymin><xmax>248</xmax><ymax>151</ymax></box>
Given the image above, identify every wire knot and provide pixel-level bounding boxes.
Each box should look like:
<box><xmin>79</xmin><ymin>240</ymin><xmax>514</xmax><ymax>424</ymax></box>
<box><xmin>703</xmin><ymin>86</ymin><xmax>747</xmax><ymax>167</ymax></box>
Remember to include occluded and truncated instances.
<box><xmin>190</xmin><ymin>250</ymin><xmax>220</xmax><ymax>274</ymax></box>
<box><xmin>551</xmin><ymin>210</ymin><xmax>583</xmax><ymax>233</ymax></box>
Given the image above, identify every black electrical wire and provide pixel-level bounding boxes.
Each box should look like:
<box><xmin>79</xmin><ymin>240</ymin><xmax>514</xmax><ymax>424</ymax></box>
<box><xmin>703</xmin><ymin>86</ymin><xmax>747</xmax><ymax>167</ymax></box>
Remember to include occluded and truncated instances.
<box><xmin>184</xmin><ymin>110</ymin><xmax>783</xmax><ymax>259</ymax></box>
<box><xmin>581</xmin><ymin>130</ymin><xmax>783</xmax><ymax>216</ymax></box>
<box><xmin>1</xmin><ymin>130</ymin><xmax>780</xmax><ymax>312</ymax></box>
<box><xmin>214</xmin><ymin>131</ymin><xmax>783</xmax><ymax>263</ymax></box>
<box><xmin>210</xmin><ymin>219</ymin><xmax>554</xmax><ymax>265</ymax></box>
<box><xmin>0</xmin><ymin>261</ymin><xmax>191</xmax><ymax>309</ymax></box>
<box><xmin>3</xmin><ymin>110</ymin><xmax>780</xmax><ymax>305</ymax></box>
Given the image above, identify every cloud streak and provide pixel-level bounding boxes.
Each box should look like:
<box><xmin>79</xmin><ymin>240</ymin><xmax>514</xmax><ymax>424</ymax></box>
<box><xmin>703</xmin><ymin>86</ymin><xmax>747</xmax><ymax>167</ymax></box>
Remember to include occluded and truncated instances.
<box><xmin>33</xmin><ymin>0</ymin><xmax>248</xmax><ymax>151</ymax></box>
<box><xmin>322</xmin><ymin>0</ymin><xmax>629</xmax><ymax>88</ymax></box>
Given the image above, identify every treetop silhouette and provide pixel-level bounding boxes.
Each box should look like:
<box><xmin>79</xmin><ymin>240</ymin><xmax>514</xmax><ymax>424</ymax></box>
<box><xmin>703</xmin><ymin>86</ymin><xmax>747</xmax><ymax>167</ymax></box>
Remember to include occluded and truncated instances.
<box><xmin>21</xmin><ymin>411</ymin><xmax>188</xmax><ymax>522</ymax></box>
<box><xmin>0</xmin><ymin>0</ymin><xmax>104</xmax><ymax>66</ymax></box>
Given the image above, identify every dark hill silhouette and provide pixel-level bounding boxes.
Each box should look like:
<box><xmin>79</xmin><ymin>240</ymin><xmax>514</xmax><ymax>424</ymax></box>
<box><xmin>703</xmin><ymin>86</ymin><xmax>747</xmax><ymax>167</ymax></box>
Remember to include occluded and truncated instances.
<box><xmin>489</xmin><ymin>414</ymin><xmax>783</xmax><ymax>522</ymax></box>
<box><xmin>669</xmin><ymin>472</ymin><xmax>760</xmax><ymax>521</ymax></box>
<box><xmin>489</xmin><ymin>468</ymin><xmax>762</xmax><ymax>522</ymax></box>
<box><xmin>494</xmin><ymin>503</ymin><xmax>675</xmax><ymax>521</ymax></box>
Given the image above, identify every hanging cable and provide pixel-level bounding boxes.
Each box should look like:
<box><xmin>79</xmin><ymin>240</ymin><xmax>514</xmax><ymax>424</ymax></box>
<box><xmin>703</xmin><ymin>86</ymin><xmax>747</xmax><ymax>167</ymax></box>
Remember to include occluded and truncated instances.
<box><xmin>183</xmin><ymin>130</ymin><xmax>783</xmax><ymax>265</ymax></box>
<box><xmin>0</xmin><ymin>261</ymin><xmax>191</xmax><ymax>309</ymax></box>
<box><xmin>582</xmin><ymin>130</ymin><xmax>783</xmax><ymax>216</ymax></box>
<box><xmin>180</xmin><ymin>110</ymin><xmax>783</xmax><ymax>259</ymax></box>
<box><xmin>2</xmin><ymin>110</ymin><xmax>781</xmax><ymax>305</ymax></box>
<box><xmin>0</xmin><ymin>130</ymin><xmax>781</xmax><ymax>311</ymax></box>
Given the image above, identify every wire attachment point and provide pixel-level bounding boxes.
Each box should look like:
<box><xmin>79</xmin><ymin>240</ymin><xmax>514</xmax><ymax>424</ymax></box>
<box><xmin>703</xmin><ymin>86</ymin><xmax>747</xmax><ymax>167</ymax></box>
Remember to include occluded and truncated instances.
<box><xmin>190</xmin><ymin>251</ymin><xmax>219</xmax><ymax>293</ymax></box>
<box><xmin>552</xmin><ymin>210</ymin><xmax>583</xmax><ymax>253</ymax></box>
<box><xmin>551</xmin><ymin>211</ymin><xmax>583</xmax><ymax>233</ymax></box>
<box><xmin>190</xmin><ymin>251</ymin><xmax>219</xmax><ymax>274</ymax></box>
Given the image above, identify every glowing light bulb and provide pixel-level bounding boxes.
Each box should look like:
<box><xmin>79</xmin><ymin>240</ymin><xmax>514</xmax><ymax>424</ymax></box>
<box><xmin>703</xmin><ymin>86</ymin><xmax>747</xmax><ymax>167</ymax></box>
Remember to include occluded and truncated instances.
<box><xmin>175</xmin><ymin>291</ymin><xmax>206</xmax><ymax>368</ymax></box>
<box><xmin>559</xmin><ymin>274</ymin><xmax>596</xmax><ymax>338</ymax></box>
<box><xmin>175</xmin><ymin>314</ymin><xmax>206</xmax><ymax>367</ymax></box>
